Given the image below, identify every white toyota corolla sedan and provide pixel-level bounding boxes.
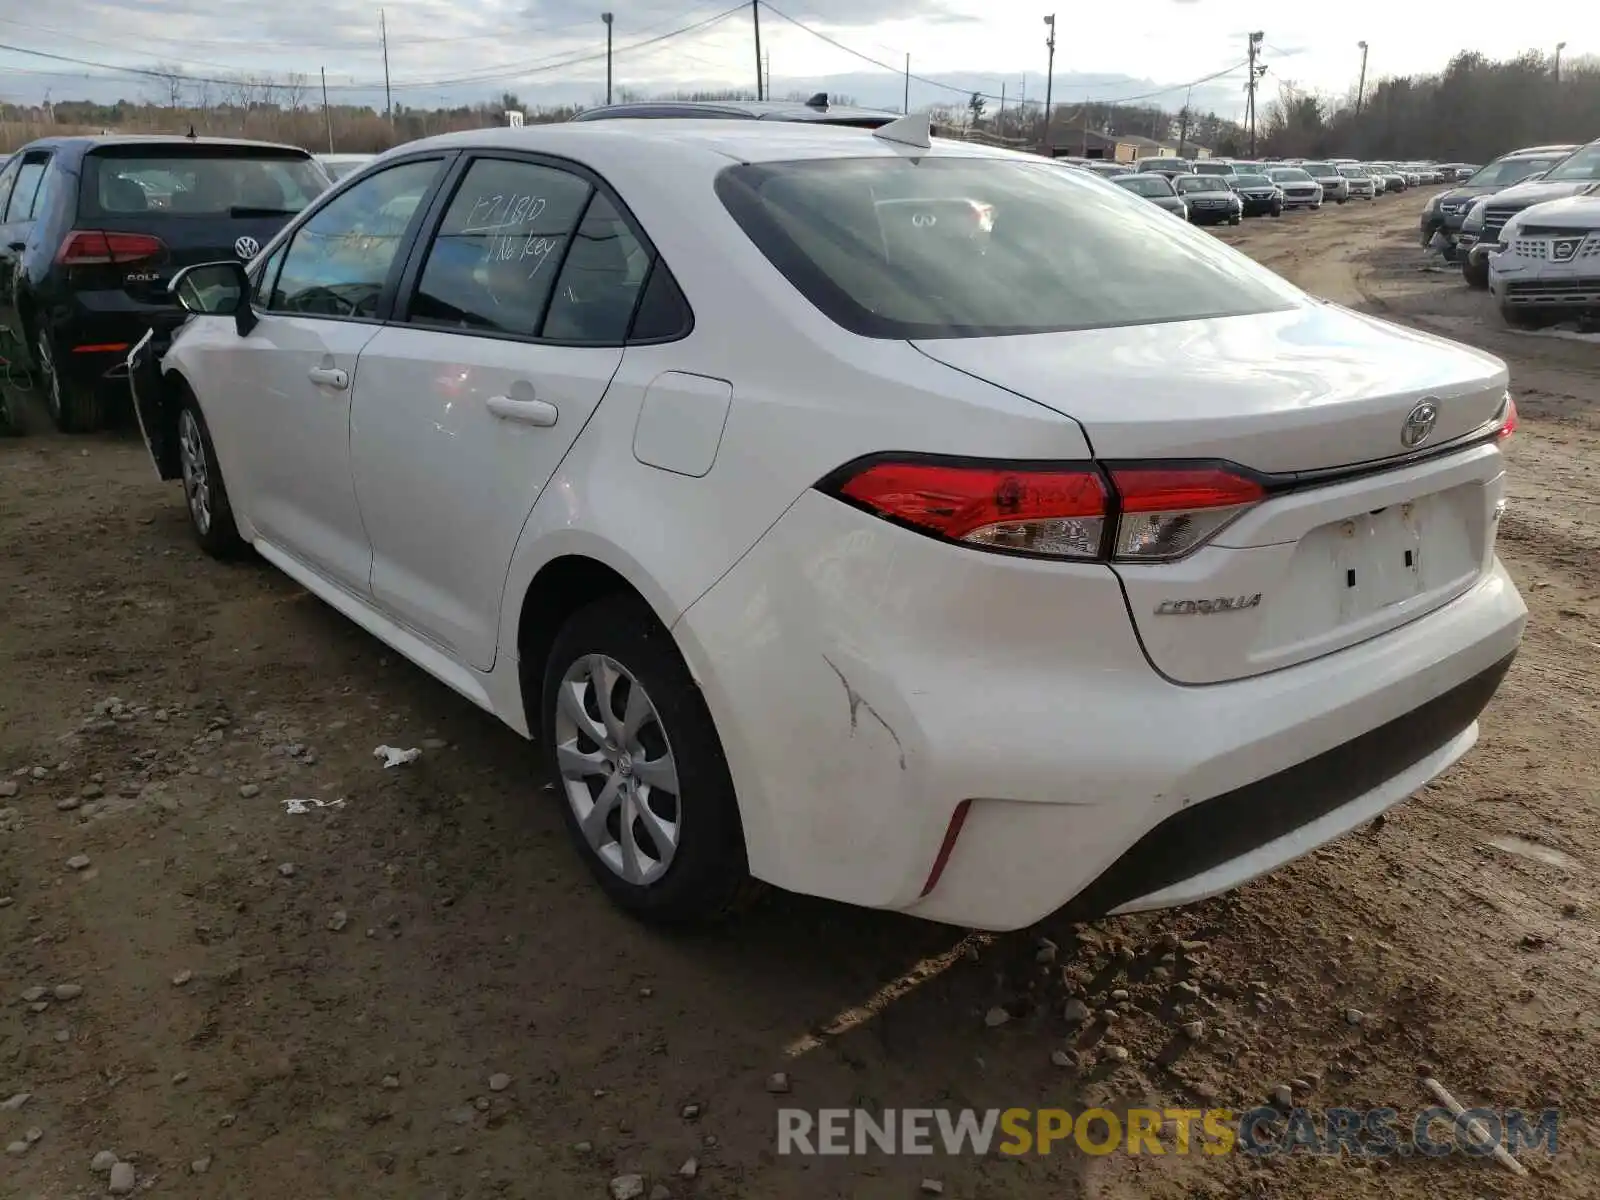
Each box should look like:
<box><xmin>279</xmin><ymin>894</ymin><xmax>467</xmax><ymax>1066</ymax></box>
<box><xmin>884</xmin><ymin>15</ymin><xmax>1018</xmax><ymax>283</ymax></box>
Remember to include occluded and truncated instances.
<box><xmin>128</xmin><ymin>116</ymin><xmax>1526</xmax><ymax>931</ymax></box>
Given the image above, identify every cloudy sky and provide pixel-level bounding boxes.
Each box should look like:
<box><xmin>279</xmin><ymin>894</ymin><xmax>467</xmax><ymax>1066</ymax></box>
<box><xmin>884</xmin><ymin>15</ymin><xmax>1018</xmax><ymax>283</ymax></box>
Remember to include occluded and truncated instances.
<box><xmin>0</xmin><ymin>0</ymin><xmax>1591</xmax><ymax>117</ymax></box>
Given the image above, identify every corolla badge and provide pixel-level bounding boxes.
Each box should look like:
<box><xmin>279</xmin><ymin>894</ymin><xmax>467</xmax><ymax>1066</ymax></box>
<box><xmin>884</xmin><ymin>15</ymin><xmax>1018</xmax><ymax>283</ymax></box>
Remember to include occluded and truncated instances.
<box><xmin>1154</xmin><ymin>594</ymin><xmax>1262</xmax><ymax>616</ymax></box>
<box><xmin>234</xmin><ymin>236</ymin><xmax>261</xmax><ymax>260</ymax></box>
<box><xmin>1401</xmin><ymin>399</ymin><xmax>1439</xmax><ymax>449</ymax></box>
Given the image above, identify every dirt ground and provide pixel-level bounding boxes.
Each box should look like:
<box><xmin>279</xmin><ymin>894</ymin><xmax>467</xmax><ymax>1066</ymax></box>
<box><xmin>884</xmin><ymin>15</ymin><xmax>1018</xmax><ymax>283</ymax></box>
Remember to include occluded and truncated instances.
<box><xmin>2</xmin><ymin>192</ymin><xmax>1597</xmax><ymax>1200</ymax></box>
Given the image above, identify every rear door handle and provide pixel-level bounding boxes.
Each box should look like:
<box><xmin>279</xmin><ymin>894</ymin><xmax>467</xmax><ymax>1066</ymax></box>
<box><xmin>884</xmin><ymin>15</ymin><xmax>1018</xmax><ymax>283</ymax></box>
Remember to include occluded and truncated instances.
<box><xmin>308</xmin><ymin>366</ymin><xmax>349</xmax><ymax>390</ymax></box>
<box><xmin>486</xmin><ymin>394</ymin><xmax>559</xmax><ymax>427</ymax></box>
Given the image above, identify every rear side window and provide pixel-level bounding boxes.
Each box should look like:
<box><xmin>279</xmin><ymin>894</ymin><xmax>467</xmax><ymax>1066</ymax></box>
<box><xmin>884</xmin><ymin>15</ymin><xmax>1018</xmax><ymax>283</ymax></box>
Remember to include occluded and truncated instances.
<box><xmin>5</xmin><ymin>155</ymin><xmax>49</xmax><ymax>223</ymax></box>
<box><xmin>542</xmin><ymin>193</ymin><xmax>651</xmax><ymax>342</ymax></box>
<box><xmin>270</xmin><ymin>158</ymin><xmax>443</xmax><ymax>318</ymax></box>
<box><xmin>407</xmin><ymin>158</ymin><xmax>592</xmax><ymax>337</ymax></box>
<box><xmin>82</xmin><ymin>150</ymin><xmax>327</xmax><ymax>217</ymax></box>
<box><xmin>717</xmin><ymin>156</ymin><xmax>1296</xmax><ymax>339</ymax></box>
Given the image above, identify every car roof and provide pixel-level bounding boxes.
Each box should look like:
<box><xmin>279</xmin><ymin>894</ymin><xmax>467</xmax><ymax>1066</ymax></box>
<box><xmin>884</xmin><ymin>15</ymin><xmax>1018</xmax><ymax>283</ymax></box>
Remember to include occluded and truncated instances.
<box><xmin>1506</xmin><ymin>144</ymin><xmax>1579</xmax><ymax>157</ymax></box>
<box><xmin>14</xmin><ymin>133</ymin><xmax>310</xmax><ymax>155</ymax></box>
<box><xmin>570</xmin><ymin>96</ymin><xmax>903</xmax><ymax>127</ymax></box>
<box><xmin>405</xmin><ymin>118</ymin><xmax>1018</xmax><ymax>168</ymax></box>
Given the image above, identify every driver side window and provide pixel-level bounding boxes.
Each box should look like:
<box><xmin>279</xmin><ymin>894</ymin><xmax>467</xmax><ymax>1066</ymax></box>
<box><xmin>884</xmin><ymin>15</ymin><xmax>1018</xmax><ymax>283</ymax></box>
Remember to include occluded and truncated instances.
<box><xmin>268</xmin><ymin>158</ymin><xmax>443</xmax><ymax>319</ymax></box>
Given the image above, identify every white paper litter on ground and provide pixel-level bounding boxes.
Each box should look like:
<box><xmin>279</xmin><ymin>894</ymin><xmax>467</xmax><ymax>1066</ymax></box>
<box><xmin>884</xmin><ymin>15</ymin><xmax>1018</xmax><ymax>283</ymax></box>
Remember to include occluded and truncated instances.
<box><xmin>373</xmin><ymin>745</ymin><xmax>422</xmax><ymax>769</ymax></box>
<box><xmin>283</xmin><ymin>797</ymin><xmax>346</xmax><ymax>814</ymax></box>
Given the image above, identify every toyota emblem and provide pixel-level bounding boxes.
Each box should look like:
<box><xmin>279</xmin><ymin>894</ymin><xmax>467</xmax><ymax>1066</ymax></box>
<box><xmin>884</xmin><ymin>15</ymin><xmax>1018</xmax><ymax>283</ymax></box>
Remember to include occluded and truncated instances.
<box><xmin>1401</xmin><ymin>399</ymin><xmax>1439</xmax><ymax>449</ymax></box>
<box><xmin>234</xmin><ymin>236</ymin><xmax>260</xmax><ymax>261</ymax></box>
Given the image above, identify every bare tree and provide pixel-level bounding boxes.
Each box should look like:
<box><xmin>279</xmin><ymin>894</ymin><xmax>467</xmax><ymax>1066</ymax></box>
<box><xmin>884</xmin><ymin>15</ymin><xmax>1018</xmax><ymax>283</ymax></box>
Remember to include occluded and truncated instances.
<box><xmin>147</xmin><ymin>62</ymin><xmax>186</xmax><ymax>110</ymax></box>
<box><xmin>283</xmin><ymin>72</ymin><xmax>308</xmax><ymax>113</ymax></box>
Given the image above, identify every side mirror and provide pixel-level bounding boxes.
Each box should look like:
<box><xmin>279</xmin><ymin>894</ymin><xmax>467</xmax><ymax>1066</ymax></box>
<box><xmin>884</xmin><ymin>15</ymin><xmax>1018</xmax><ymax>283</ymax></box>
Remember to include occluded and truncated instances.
<box><xmin>170</xmin><ymin>260</ymin><xmax>257</xmax><ymax>336</ymax></box>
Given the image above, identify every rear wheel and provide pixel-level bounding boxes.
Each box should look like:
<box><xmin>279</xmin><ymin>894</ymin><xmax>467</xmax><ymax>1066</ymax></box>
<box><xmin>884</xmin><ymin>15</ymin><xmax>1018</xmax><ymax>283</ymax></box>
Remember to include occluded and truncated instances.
<box><xmin>542</xmin><ymin>594</ymin><xmax>758</xmax><ymax>925</ymax></box>
<box><xmin>177</xmin><ymin>397</ymin><xmax>247</xmax><ymax>558</ymax></box>
<box><xmin>36</xmin><ymin>327</ymin><xmax>106</xmax><ymax>434</ymax></box>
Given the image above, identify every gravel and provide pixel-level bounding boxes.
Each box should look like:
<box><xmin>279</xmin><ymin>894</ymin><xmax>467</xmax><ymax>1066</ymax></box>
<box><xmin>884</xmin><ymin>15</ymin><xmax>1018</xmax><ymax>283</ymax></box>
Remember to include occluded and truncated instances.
<box><xmin>609</xmin><ymin>1174</ymin><xmax>646</xmax><ymax>1200</ymax></box>
<box><xmin>53</xmin><ymin>983</ymin><xmax>83</xmax><ymax>1001</ymax></box>
<box><xmin>92</xmin><ymin>1149</ymin><xmax>119</xmax><ymax>1173</ymax></box>
<box><xmin>239</xmin><ymin>784</ymin><xmax>261</xmax><ymax>798</ymax></box>
<box><xmin>765</xmin><ymin>1071</ymin><xmax>791</xmax><ymax>1094</ymax></box>
<box><xmin>488</xmin><ymin>1073</ymin><xmax>511</xmax><ymax>1092</ymax></box>
<box><xmin>983</xmin><ymin>1006</ymin><xmax>1011</xmax><ymax>1028</ymax></box>
<box><xmin>1063</xmin><ymin>998</ymin><xmax>1091</xmax><ymax>1023</ymax></box>
<box><xmin>66</xmin><ymin>854</ymin><xmax>91</xmax><ymax>871</ymax></box>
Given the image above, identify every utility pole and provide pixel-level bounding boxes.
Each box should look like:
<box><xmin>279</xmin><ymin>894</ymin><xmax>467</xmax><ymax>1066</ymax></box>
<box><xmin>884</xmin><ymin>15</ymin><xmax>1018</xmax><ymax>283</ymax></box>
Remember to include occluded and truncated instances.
<box><xmin>751</xmin><ymin>0</ymin><xmax>763</xmax><ymax>100</ymax></box>
<box><xmin>904</xmin><ymin>53</ymin><xmax>910</xmax><ymax>114</ymax></box>
<box><xmin>765</xmin><ymin>53</ymin><xmax>771</xmax><ymax>99</ymax></box>
<box><xmin>321</xmin><ymin>67</ymin><xmax>334</xmax><ymax>152</ymax></box>
<box><xmin>602</xmin><ymin>13</ymin><xmax>614</xmax><ymax>105</ymax></box>
<box><xmin>998</xmin><ymin>81</ymin><xmax>1005</xmax><ymax>137</ymax></box>
<box><xmin>1356</xmin><ymin>41</ymin><xmax>1368</xmax><ymax>115</ymax></box>
<box><xmin>1246</xmin><ymin>31</ymin><xmax>1264</xmax><ymax>157</ymax></box>
<box><xmin>380</xmin><ymin>7</ymin><xmax>393</xmax><ymax>129</ymax></box>
<box><xmin>1555</xmin><ymin>41</ymin><xmax>1567</xmax><ymax>82</ymax></box>
<box><xmin>1042</xmin><ymin>14</ymin><xmax>1056</xmax><ymax>156</ymax></box>
<box><xmin>1178</xmin><ymin>85</ymin><xmax>1192</xmax><ymax>157</ymax></box>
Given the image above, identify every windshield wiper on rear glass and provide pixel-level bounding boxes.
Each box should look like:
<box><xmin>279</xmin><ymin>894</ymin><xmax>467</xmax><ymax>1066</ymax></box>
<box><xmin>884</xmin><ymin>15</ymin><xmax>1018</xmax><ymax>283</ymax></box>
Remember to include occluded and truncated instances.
<box><xmin>229</xmin><ymin>205</ymin><xmax>301</xmax><ymax>218</ymax></box>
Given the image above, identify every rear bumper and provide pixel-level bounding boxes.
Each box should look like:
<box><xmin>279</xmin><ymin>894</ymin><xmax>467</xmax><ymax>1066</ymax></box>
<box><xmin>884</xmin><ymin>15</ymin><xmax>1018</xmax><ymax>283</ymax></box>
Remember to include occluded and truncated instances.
<box><xmin>675</xmin><ymin>488</ymin><xmax>1527</xmax><ymax>931</ymax></box>
<box><xmin>46</xmin><ymin>292</ymin><xmax>184</xmax><ymax>388</ymax></box>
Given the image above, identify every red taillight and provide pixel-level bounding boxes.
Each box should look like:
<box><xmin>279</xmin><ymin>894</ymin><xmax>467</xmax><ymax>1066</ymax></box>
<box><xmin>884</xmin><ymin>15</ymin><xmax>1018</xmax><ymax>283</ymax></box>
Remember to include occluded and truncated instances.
<box><xmin>834</xmin><ymin>459</ymin><xmax>1109</xmax><ymax>559</ymax></box>
<box><xmin>56</xmin><ymin>230</ymin><xmax>166</xmax><ymax>266</ymax></box>
<box><xmin>824</xmin><ymin>456</ymin><xmax>1266</xmax><ymax>562</ymax></box>
<box><xmin>1497</xmin><ymin>395</ymin><xmax>1517</xmax><ymax>441</ymax></box>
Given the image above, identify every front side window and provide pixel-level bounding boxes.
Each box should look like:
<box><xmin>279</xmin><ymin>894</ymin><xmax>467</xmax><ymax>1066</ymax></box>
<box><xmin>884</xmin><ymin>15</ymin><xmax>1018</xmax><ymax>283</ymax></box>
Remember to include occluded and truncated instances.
<box><xmin>1541</xmin><ymin>143</ymin><xmax>1600</xmax><ymax>183</ymax></box>
<box><xmin>270</xmin><ymin>158</ymin><xmax>443</xmax><ymax>318</ymax></box>
<box><xmin>408</xmin><ymin>157</ymin><xmax>593</xmax><ymax>336</ymax></box>
<box><xmin>5</xmin><ymin>155</ymin><xmax>49</xmax><ymax>223</ymax></box>
<box><xmin>251</xmin><ymin>242</ymin><xmax>287</xmax><ymax>308</ymax></box>
<box><xmin>717</xmin><ymin>155</ymin><xmax>1297</xmax><ymax>339</ymax></box>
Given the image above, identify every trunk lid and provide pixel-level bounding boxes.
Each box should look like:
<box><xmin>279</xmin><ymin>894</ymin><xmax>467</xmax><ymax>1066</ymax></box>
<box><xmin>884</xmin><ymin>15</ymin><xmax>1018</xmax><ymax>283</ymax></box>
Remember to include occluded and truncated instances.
<box><xmin>71</xmin><ymin>143</ymin><xmax>327</xmax><ymax>306</ymax></box>
<box><xmin>914</xmin><ymin>304</ymin><xmax>1511</xmax><ymax>683</ymax></box>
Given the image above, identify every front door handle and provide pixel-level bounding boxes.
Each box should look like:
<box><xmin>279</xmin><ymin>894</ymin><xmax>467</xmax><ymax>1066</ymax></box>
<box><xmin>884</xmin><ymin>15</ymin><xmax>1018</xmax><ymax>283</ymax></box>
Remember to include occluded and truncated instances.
<box><xmin>486</xmin><ymin>394</ymin><xmax>559</xmax><ymax>427</ymax></box>
<box><xmin>308</xmin><ymin>366</ymin><xmax>349</xmax><ymax>390</ymax></box>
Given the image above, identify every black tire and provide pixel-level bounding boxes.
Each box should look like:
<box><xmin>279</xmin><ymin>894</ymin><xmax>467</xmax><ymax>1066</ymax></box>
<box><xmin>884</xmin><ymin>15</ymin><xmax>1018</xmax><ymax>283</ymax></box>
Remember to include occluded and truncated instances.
<box><xmin>35</xmin><ymin>325</ymin><xmax>106</xmax><ymax>434</ymax></box>
<box><xmin>542</xmin><ymin>593</ymin><xmax>759</xmax><ymax>926</ymax></box>
<box><xmin>176</xmin><ymin>394</ymin><xmax>248</xmax><ymax>558</ymax></box>
<box><xmin>1336</xmin><ymin>197</ymin><xmax>1347</xmax><ymax>205</ymax></box>
<box><xmin>1228</xmin><ymin>214</ymin><xmax>1241</xmax><ymax>225</ymax></box>
<box><xmin>1462</xmin><ymin>255</ymin><xmax>1490</xmax><ymax>290</ymax></box>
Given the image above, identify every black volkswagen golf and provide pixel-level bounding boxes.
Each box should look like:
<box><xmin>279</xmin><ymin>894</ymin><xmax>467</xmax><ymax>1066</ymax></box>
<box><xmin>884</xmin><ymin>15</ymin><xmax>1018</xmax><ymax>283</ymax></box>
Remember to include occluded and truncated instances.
<box><xmin>0</xmin><ymin>134</ymin><xmax>329</xmax><ymax>432</ymax></box>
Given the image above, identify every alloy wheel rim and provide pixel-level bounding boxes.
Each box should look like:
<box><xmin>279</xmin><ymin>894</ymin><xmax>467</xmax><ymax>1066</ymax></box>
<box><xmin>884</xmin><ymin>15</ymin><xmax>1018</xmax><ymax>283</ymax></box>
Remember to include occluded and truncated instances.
<box><xmin>177</xmin><ymin>410</ymin><xmax>212</xmax><ymax>535</ymax></box>
<box><xmin>554</xmin><ymin>653</ymin><xmax>680</xmax><ymax>885</ymax></box>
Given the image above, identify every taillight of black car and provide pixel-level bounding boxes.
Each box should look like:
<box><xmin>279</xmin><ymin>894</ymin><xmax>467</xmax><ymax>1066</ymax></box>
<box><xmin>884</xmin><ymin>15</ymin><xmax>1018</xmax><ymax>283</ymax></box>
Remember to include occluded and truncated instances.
<box><xmin>56</xmin><ymin>230</ymin><xmax>167</xmax><ymax>267</ymax></box>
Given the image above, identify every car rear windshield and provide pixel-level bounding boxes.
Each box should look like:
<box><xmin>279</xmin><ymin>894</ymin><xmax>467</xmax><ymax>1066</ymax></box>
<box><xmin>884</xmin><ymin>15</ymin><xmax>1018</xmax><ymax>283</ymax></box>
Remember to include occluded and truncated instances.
<box><xmin>81</xmin><ymin>147</ymin><xmax>327</xmax><ymax>218</ymax></box>
<box><xmin>715</xmin><ymin>155</ymin><xmax>1296</xmax><ymax>339</ymax></box>
<box><xmin>1115</xmin><ymin>175</ymin><xmax>1174</xmax><ymax>197</ymax></box>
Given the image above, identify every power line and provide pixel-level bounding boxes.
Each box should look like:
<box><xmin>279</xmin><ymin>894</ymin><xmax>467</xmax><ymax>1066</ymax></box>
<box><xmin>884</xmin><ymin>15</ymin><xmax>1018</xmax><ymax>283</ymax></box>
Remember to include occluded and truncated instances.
<box><xmin>758</xmin><ymin>2</ymin><xmax>1243</xmax><ymax>108</ymax></box>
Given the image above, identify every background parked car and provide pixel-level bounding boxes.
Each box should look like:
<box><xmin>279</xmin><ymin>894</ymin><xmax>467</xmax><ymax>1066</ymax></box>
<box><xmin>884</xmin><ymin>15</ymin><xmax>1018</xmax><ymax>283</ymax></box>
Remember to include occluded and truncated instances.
<box><xmin>1337</xmin><ymin>164</ymin><xmax>1376</xmax><ymax>200</ymax></box>
<box><xmin>1192</xmin><ymin>161</ymin><xmax>1238</xmax><ymax>179</ymax></box>
<box><xmin>0</xmin><ymin>134</ymin><xmax>329</xmax><ymax>431</ymax></box>
<box><xmin>1232</xmin><ymin>173</ymin><xmax>1284</xmax><ymax>217</ymax></box>
<box><xmin>1084</xmin><ymin>161</ymin><xmax>1135</xmax><ymax>178</ymax></box>
<box><xmin>1133</xmin><ymin>156</ymin><xmax>1193</xmax><ymax>179</ymax></box>
<box><xmin>316</xmin><ymin>153</ymin><xmax>375</xmax><ymax>183</ymax></box>
<box><xmin>1301</xmin><ymin>162</ymin><xmax>1351</xmax><ymax>204</ymax></box>
<box><xmin>1370</xmin><ymin>163</ymin><xmax>1409</xmax><ymax>192</ymax></box>
<box><xmin>1420</xmin><ymin>144</ymin><xmax>1577</xmax><ymax>258</ymax></box>
<box><xmin>1268</xmin><ymin>166</ymin><xmax>1323</xmax><ymax>209</ymax></box>
<box><xmin>1111</xmin><ymin>171</ymin><xmax>1189</xmax><ymax>218</ymax></box>
<box><xmin>1489</xmin><ymin>194</ymin><xmax>1600</xmax><ymax>327</ymax></box>
<box><xmin>1172</xmin><ymin>173</ymin><xmax>1242</xmax><ymax>224</ymax></box>
<box><xmin>1458</xmin><ymin>138</ymin><xmax>1600</xmax><ymax>288</ymax></box>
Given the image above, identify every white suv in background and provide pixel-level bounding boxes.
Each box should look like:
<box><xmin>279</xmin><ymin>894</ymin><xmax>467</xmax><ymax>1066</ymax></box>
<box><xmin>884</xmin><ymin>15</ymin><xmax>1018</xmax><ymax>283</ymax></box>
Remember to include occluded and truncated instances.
<box><xmin>1338</xmin><ymin>164</ymin><xmax>1377</xmax><ymax>199</ymax></box>
<box><xmin>129</xmin><ymin>118</ymin><xmax>1525</xmax><ymax>931</ymax></box>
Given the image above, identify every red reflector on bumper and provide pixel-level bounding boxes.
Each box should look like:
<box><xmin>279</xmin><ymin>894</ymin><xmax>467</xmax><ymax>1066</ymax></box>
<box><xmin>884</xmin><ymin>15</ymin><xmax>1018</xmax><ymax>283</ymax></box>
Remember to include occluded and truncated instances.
<box><xmin>920</xmin><ymin>799</ymin><xmax>973</xmax><ymax>898</ymax></box>
<box><xmin>72</xmin><ymin>343</ymin><xmax>131</xmax><ymax>354</ymax></box>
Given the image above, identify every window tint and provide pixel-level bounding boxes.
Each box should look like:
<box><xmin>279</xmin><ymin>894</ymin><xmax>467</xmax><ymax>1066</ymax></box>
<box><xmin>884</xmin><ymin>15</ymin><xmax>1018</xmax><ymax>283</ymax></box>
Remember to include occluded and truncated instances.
<box><xmin>408</xmin><ymin>158</ymin><xmax>592</xmax><ymax>336</ymax></box>
<box><xmin>5</xmin><ymin>156</ymin><xmax>48</xmax><ymax>222</ymax></box>
<box><xmin>270</xmin><ymin>159</ymin><xmax>441</xmax><ymax>318</ymax></box>
<box><xmin>542</xmin><ymin>193</ymin><xmax>650</xmax><ymax>342</ymax></box>
<box><xmin>83</xmin><ymin>152</ymin><xmax>325</xmax><ymax>217</ymax></box>
<box><xmin>717</xmin><ymin>156</ymin><xmax>1297</xmax><ymax>339</ymax></box>
<box><xmin>627</xmin><ymin>260</ymin><xmax>693</xmax><ymax>341</ymax></box>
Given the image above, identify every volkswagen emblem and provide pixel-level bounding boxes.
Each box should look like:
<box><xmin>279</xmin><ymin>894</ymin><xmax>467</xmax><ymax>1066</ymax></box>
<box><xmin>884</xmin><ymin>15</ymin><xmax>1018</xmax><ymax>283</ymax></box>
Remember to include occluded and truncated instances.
<box><xmin>1401</xmin><ymin>399</ymin><xmax>1439</xmax><ymax>449</ymax></box>
<box><xmin>234</xmin><ymin>236</ymin><xmax>260</xmax><ymax>261</ymax></box>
